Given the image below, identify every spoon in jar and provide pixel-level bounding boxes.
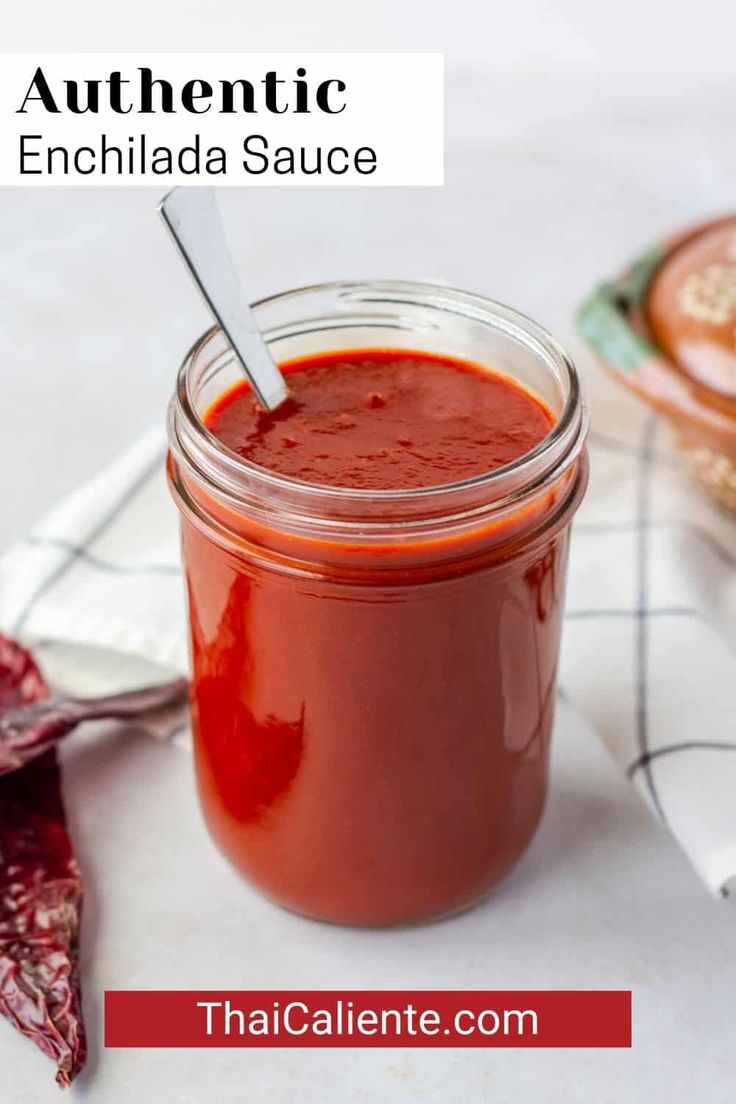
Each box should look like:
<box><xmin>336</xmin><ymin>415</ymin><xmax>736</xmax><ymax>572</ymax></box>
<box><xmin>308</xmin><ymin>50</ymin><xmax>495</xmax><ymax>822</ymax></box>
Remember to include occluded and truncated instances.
<box><xmin>158</xmin><ymin>187</ymin><xmax>288</xmax><ymax>412</ymax></box>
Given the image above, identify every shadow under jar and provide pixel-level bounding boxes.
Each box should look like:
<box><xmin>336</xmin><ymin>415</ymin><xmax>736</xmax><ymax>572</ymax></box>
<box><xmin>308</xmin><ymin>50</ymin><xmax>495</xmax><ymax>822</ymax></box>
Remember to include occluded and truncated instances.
<box><xmin>167</xmin><ymin>281</ymin><xmax>588</xmax><ymax>926</ymax></box>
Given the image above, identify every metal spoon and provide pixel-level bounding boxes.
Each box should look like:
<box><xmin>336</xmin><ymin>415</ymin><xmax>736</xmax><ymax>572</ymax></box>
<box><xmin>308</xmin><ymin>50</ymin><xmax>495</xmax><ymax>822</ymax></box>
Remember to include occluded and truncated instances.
<box><xmin>158</xmin><ymin>187</ymin><xmax>288</xmax><ymax>411</ymax></box>
<box><xmin>0</xmin><ymin>678</ymin><xmax>190</xmax><ymax>776</ymax></box>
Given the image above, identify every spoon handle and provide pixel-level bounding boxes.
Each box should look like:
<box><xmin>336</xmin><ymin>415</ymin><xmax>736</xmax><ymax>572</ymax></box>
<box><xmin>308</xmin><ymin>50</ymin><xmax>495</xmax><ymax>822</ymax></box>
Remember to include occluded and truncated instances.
<box><xmin>159</xmin><ymin>187</ymin><xmax>288</xmax><ymax>412</ymax></box>
<box><xmin>0</xmin><ymin>678</ymin><xmax>190</xmax><ymax>776</ymax></box>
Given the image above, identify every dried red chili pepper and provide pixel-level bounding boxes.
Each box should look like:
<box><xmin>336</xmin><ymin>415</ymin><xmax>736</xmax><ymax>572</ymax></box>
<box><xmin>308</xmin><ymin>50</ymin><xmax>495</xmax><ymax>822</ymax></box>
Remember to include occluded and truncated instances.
<box><xmin>0</xmin><ymin>635</ymin><xmax>86</xmax><ymax>1088</ymax></box>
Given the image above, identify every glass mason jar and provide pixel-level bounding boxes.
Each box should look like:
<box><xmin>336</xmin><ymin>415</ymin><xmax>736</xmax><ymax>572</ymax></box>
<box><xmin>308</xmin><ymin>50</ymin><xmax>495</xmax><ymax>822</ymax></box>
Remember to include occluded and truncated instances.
<box><xmin>167</xmin><ymin>281</ymin><xmax>588</xmax><ymax>926</ymax></box>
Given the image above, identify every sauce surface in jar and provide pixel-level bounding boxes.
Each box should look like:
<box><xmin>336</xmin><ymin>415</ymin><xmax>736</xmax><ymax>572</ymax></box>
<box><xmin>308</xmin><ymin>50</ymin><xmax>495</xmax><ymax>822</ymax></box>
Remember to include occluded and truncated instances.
<box><xmin>206</xmin><ymin>348</ymin><xmax>553</xmax><ymax>489</ymax></box>
<box><xmin>182</xmin><ymin>346</ymin><xmax>574</xmax><ymax>926</ymax></box>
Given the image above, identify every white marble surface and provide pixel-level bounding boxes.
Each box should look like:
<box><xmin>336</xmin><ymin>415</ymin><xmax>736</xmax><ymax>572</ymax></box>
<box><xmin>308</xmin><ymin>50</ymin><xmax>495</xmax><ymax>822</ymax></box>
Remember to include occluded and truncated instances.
<box><xmin>7</xmin><ymin>0</ymin><xmax>736</xmax><ymax>76</ymax></box>
<box><xmin>6</xmin><ymin>702</ymin><xmax>736</xmax><ymax>1104</ymax></box>
<box><xmin>2</xmin><ymin>68</ymin><xmax>736</xmax><ymax>1102</ymax></box>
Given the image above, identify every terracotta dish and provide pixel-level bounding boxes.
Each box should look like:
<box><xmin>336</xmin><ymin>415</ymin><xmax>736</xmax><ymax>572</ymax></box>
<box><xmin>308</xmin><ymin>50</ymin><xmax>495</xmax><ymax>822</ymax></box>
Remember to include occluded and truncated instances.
<box><xmin>578</xmin><ymin>214</ymin><xmax>736</xmax><ymax>509</ymax></box>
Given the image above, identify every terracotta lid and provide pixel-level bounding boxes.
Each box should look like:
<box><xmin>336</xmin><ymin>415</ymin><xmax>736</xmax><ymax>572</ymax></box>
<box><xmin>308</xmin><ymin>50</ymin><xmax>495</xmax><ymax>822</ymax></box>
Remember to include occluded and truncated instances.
<box><xmin>646</xmin><ymin>216</ymin><xmax>736</xmax><ymax>409</ymax></box>
<box><xmin>577</xmin><ymin>214</ymin><xmax>736</xmax><ymax>510</ymax></box>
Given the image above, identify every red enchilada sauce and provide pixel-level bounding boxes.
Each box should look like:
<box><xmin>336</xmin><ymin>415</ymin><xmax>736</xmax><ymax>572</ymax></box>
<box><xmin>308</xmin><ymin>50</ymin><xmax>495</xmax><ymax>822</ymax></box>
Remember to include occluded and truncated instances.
<box><xmin>182</xmin><ymin>348</ymin><xmax>573</xmax><ymax>925</ymax></box>
<box><xmin>206</xmin><ymin>349</ymin><xmax>553</xmax><ymax>489</ymax></box>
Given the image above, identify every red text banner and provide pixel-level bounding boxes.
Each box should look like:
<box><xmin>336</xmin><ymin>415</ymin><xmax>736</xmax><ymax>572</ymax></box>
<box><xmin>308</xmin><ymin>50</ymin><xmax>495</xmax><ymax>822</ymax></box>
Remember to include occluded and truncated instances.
<box><xmin>105</xmin><ymin>990</ymin><xmax>632</xmax><ymax>1048</ymax></box>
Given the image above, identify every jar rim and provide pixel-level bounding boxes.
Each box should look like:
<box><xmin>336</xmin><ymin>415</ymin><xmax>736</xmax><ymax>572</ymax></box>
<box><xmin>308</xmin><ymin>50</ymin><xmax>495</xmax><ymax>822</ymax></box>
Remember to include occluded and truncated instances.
<box><xmin>169</xmin><ymin>279</ymin><xmax>588</xmax><ymax>531</ymax></box>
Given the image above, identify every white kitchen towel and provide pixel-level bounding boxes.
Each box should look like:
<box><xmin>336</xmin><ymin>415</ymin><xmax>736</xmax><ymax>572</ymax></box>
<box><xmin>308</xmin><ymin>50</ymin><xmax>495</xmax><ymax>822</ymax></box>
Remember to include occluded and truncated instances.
<box><xmin>0</xmin><ymin>427</ymin><xmax>189</xmax><ymax>730</ymax></box>
<box><xmin>1</xmin><ymin>366</ymin><xmax>736</xmax><ymax>897</ymax></box>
